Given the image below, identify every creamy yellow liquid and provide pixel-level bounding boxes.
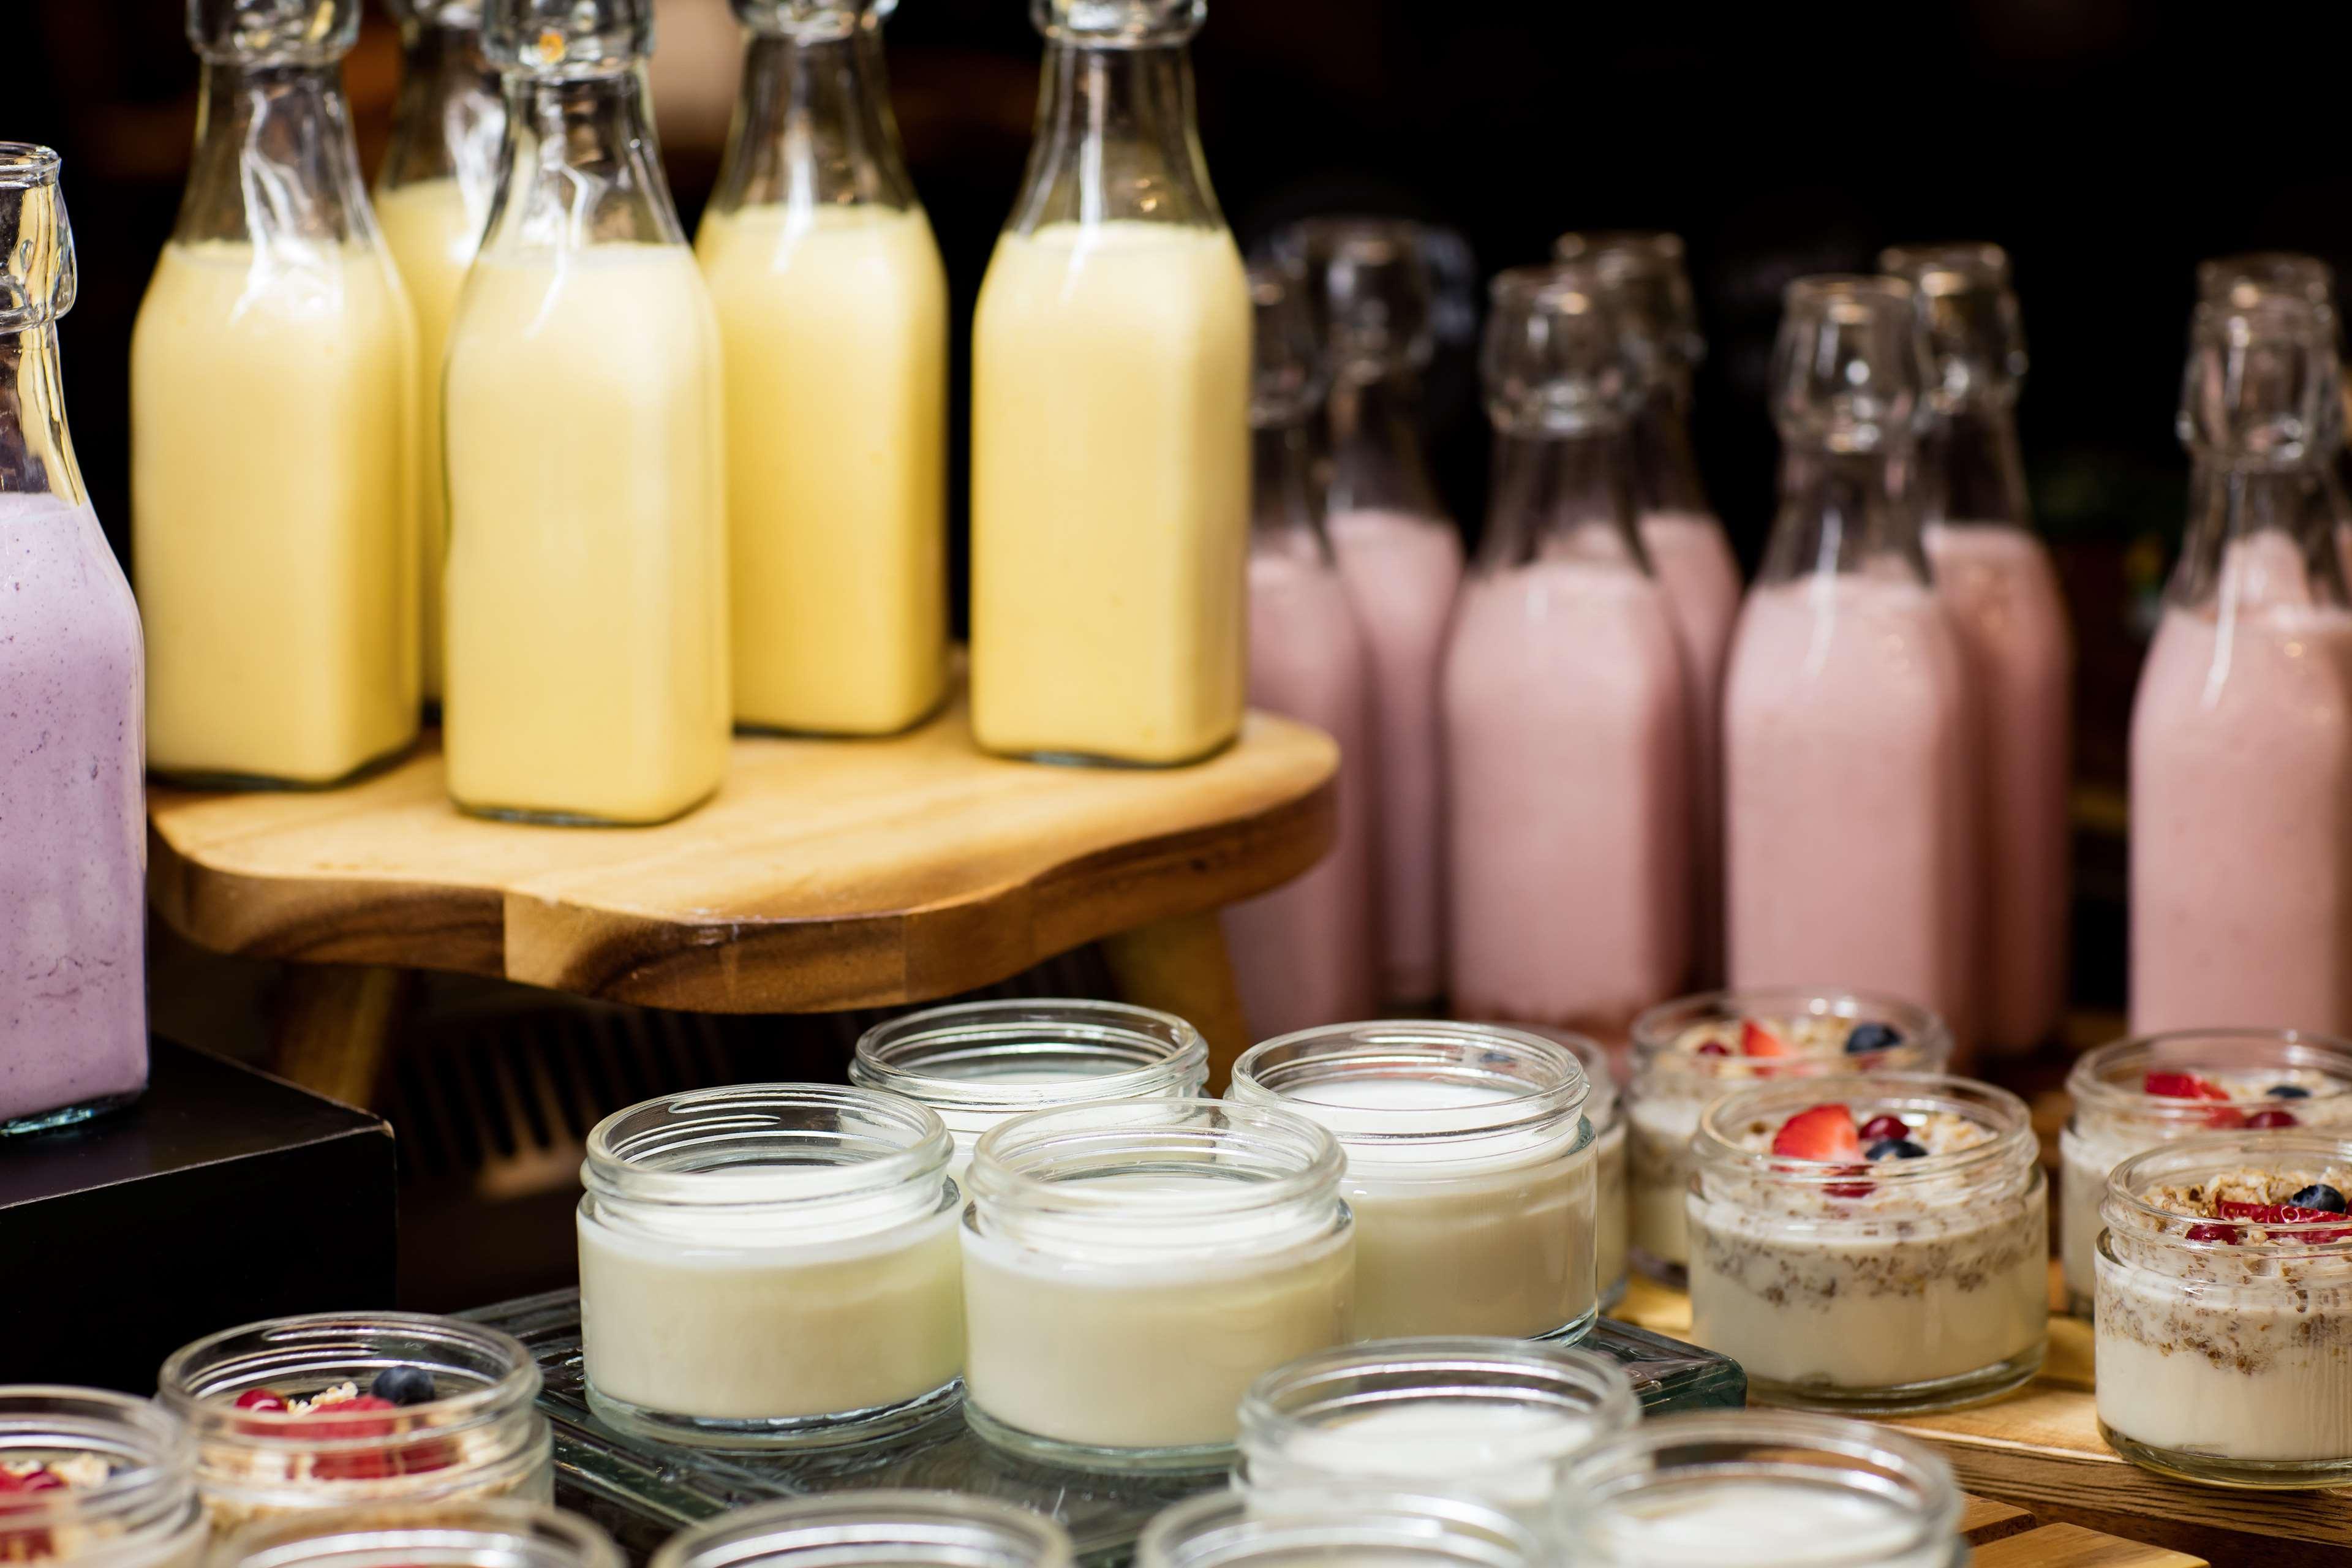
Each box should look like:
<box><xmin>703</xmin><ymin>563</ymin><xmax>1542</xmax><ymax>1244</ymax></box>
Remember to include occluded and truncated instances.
<box><xmin>697</xmin><ymin>203</ymin><xmax>948</xmax><ymax>735</ymax></box>
<box><xmin>131</xmin><ymin>239</ymin><xmax>419</xmax><ymax>784</ymax></box>
<box><xmin>970</xmin><ymin>221</ymin><xmax>1250</xmax><ymax>763</ymax></box>
<box><xmin>442</xmin><ymin>244</ymin><xmax>731</xmax><ymax>823</ymax></box>
<box><xmin>377</xmin><ymin>177</ymin><xmax>486</xmax><ymax>704</ymax></box>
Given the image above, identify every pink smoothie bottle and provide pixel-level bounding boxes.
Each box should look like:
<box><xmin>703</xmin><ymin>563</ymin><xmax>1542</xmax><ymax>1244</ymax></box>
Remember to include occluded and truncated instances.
<box><xmin>1441</xmin><ymin>262</ymin><xmax>1693</xmax><ymax>1038</ymax></box>
<box><xmin>1556</xmin><ymin>231</ymin><xmax>1740</xmax><ymax>984</ymax></box>
<box><xmin>1882</xmin><ymin>243</ymin><xmax>2073</xmax><ymax>1055</ymax></box>
<box><xmin>1274</xmin><ymin>219</ymin><xmax>1462</xmax><ymax>1008</ymax></box>
<box><xmin>2130</xmin><ymin>284</ymin><xmax>2352</xmax><ymax>1036</ymax></box>
<box><xmin>1221</xmin><ymin>264</ymin><xmax>1381</xmax><ymax>1039</ymax></box>
<box><xmin>0</xmin><ymin>145</ymin><xmax>149</xmax><ymax>1134</ymax></box>
<box><xmin>1723</xmin><ymin>277</ymin><xmax>1979</xmax><ymax>1057</ymax></box>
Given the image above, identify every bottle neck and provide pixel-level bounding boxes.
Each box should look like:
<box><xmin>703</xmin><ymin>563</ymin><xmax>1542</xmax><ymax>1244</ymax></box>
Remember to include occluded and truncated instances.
<box><xmin>1006</xmin><ymin>39</ymin><xmax>1221</xmax><ymax>233</ymax></box>
<box><xmin>175</xmin><ymin>59</ymin><xmax>375</xmax><ymax>247</ymax></box>
<box><xmin>2169</xmin><ymin>457</ymin><xmax>2351</xmax><ymax>612</ymax></box>
<box><xmin>1627</xmin><ymin>378</ymin><xmax>1709</xmax><ymax>519</ymax></box>
<box><xmin>712</xmin><ymin>25</ymin><xmax>916</xmax><ymax>217</ymax></box>
<box><xmin>1919</xmin><ymin>398</ymin><xmax>2030</xmax><ymax>532</ymax></box>
<box><xmin>481</xmin><ymin>66</ymin><xmax>687</xmax><ymax>256</ymax></box>
<box><xmin>1326</xmin><ymin>367</ymin><xmax>1443</xmax><ymax>521</ymax></box>
<box><xmin>1477</xmin><ymin>426</ymin><xmax>1645</xmax><ymax>573</ymax></box>
<box><xmin>1760</xmin><ymin>445</ymin><xmax>1929</xmax><ymax>586</ymax></box>
<box><xmin>1251</xmin><ymin>420</ymin><xmax>1329</xmax><ymax>560</ymax></box>
<box><xmin>0</xmin><ymin>323</ymin><xmax>85</xmax><ymax>508</ymax></box>
<box><xmin>380</xmin><ymin>18</ymin><xmax>505</xmax><ymax>209</ymax></box>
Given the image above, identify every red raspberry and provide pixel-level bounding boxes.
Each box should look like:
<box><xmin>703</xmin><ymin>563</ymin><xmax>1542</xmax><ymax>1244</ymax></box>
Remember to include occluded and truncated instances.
<box><xmin>2245</xmin><ymin>1108</ymin><xmax>2299</xmax><ymax>1129</ymax></box>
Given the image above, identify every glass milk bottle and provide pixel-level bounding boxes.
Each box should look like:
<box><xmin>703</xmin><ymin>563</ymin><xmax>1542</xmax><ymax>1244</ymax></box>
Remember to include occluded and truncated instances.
<box><xmin>1882</xmin><ymin>243</ymin><xmax>2072</xmax><ymax>1056</ymax></box>
<box><xmin>1219</xmin><ymin>264</ymin><xmax>1380</xmax><ymax>1038</ymax></box>
<box><xmin>1442</xmin><ymin>263</ymin><xmax>1692</xmax><ymax>1036</ymax></box>
<box><xmin>132</xmin><ymin>0</ymin><xmax>419</xmax><ymax>787</ymax></box>
<box><xmin>2130</xmin><ymin>285</ymin><xmax>2352</xmax><ymax>1035</ymax></box>
<box><xmin>1722</xmin><ymin>278</ymin><xmax>1978</xmax><ymax>1056</ymax></box>
<box><xmin>378</xmin><ymin>0</ymin><xmax>504</xmax><ymax>711</ymax></box>
<box><xmin>443</xmin><ymin>0</ymin><xmax>730</xmax><ymax>824</ymax></box>
<box><xmin>969</xmin><ymin>0</ymin><xmax>1251</xmax><ymax>766</ymax></box>
<box><xmin>1275</xmin><ymin>219</ymin><xmax>1463</xmax><ymax>1008</ymax></box>
<box><xmin>698</xmin><ymin>0</ymin><xmax>948</xmax><ymax>736</ymax></box>
<box><xmin>1556</xmin><ymin>231</ymin><xmax>1740</xmax><ymax>985</ymax></box>
<box><xmin>0</xmin><ymin>145</ymin><xmax>149</xmax><ymax>1136</ymax></box>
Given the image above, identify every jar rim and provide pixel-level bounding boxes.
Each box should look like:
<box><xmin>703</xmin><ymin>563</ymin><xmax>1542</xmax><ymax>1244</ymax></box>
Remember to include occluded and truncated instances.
<box><xmin>1231</xmin><ymin>1022</ymin><xmax>1589</xmax><ymax>1147</ymax></box>
<box><xmin>651</xmin><ymin>1489</ymin><xmax>1075</xmax><ymax>1568</ymax></box>
<box><xmin>2103</xmin><ymin>1131</ymin><xmax>2352</xmax><ymax>1253</ymax></box>
<box><xmin>1628</xmin><ymin>987</ymin><xmax>1952</xmax><ymax>1074</ymax></box>
<box><xmin>1691</xmin><ymin>1073</ymin><xmax>2034</xmax><ymax>1189</ymax></box>
<box><xmin>851</xmin><ymin>1000</ymin><xmax>1208</xmax><ymax>1112</ymax></box>
<box><xmin>221</xmin><ymin>1498</ymin><xmax>620</xmax><ymax>1568</ymax></box>
<box><xmin>0</xmin><ymin>1385</ymin><xmax>195</xmax><ymax>1529</ymax></box>
<box><xmin>1236</xmin><ymin>1336</ymin><xmax>1637</xmax><ymax>1459</ymax></box>
<box><xmin>0</xmin><ymin>145</ymin><xmax>62</xmax><ymax>189</ymax></box>
<box><xmin>1139</xmin><ymin>1485</ymin><xmax>1537</xmax><ymax>1568</ymax></box>
<box><xmin>157</xmin><ymin>1311</ymin><xmax>540</xmax><ymax>1442</ymax></box>
<box><xmin>583</xmin><ymin>1084</ymin><xmax>951</xmax><ymax>1208</ymax></box>
<box><xmin>967</xmin><ymin>1099</ymin><xmax>1344</xmax><ymax>1220</ymax></box>
<box><xmin>2067</xmin><ymin>1029</ymin><xmax>2352</xmax><ymax>1120</ymax></box>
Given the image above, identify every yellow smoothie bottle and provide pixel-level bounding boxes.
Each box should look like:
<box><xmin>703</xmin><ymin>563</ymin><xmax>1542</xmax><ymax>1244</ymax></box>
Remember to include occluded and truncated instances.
<box><xmin>377</xmin><ymin>0</ymin><xmax>504</xmax><ymax>707</ymax></box>
<box><xmin>132</xmin><ymin>0</ymin><xmax>420</xmax><ymax>787</ymax></box>
<box><xmin>697</xmin><ymin>0</ymin><xmax>947</xmax><ymax>736</ymax></box>
<box><xmin>441</xmin><ymin>0</ymin><xmax>729</xmax><ymax>825</ymax></box>
<box><xmin>970</xmin><ymin>0</ymin><xmax>1251</xmax><ymax>766</ymax></box>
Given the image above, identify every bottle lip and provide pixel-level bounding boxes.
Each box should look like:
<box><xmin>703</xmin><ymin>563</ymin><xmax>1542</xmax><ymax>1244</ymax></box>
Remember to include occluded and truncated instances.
<box><xmin>652</xmin><ymin>1490</ymin><xmax>1075</xmax><ymax>1568</ymax></box>
<box><xmin>2104</xmin><ymin>1131</ymin><xmax>2352</xmax><ymax>1256</ymax></box>
<box><xmin>850</xmin><ymin>1000</ymin><xmax>1209</xmax><ymax>1115</ymax></box>
<box><xmin>1691</xmin><ymin>1072</ymin><xmax>2037</xmax><ymax>1192</ymax></box>
<box><xmin>2199</xmin><ymin>250</ymin><xmax>2337</xmax><ymax>315</ymax></box>
<box><xmin>1030</xmin><ymin>0</ymin><xmax>1205</xmax><ymax>46</ymax></box>
<box><xmin>1139</xmin><ymin>1485</ymin><xmax>1537</xmax><ymax>1568</ymax></box>
<box><xmin>0</xmin><ymin>145</ymin><xmax>61</xmax><ymax>190</ymax></box>
<box><xmin>583</xmin><ymin>1084</ymin><xmax>951</xmax><ymax>1208</ymax></box>
<box><xmin>2067</xmin><ymin>1029</ymin><xmax>2352</xmax><ymax>1125</ymax></box>
<box><xmin>967</xmin><ymin>1099</ymin><xmax>1345</xmax><ymax>1223</ymax></box>
<box><xmin>1879</xmin><ymin>240</ymin><xmax>2011</xmax><ymax>289</ymax></box>
<box><xmin>1230</xmin><ymin>1022</ymin><xmax>1589</xmax><ymax>1158</ymax></box>
<box><xmin>1784</xmin><ymin>273</ymin><xmax>1915</xmax><ymax>311</ymax></box>
<box><xmin>222</xmin><ymin>1499</ymin><xmax>620</xmax><ymax>1568</ymax></box>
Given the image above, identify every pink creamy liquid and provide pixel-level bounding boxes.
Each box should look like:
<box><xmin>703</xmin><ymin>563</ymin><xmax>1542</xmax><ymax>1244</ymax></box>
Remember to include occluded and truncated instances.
<box><xmin>1724</xmin><ymin>575</ymin><xmax>1978</xmax><ymax>1054</ymax></box>
<box><xmin>1224</xmin><ymin>548</ymin><xmax>1381</xmax><ymax>1037</ymax></box>
<box><xmin>0</xmin><ymin>494</ymin><xmax>147</xmax><ymax>1125</ymax></box>
<box><xmin>1927</xmin><ymin>521</ymin><xmax>2071</xmax><ymax>1051</ymax></box>
<box><xmin>2130</xmin><ymin>534</ymin><xmax>2352</xmax><ymax>1035</ymax></box>
<box><xmin>1639</xmin><ymin>510</ymin><xmax>1741</xmax><ymax>982</ymax></box>
<box><xmin>1444</xmin><ymin>557</ymin><xmax>1692</xmax><ymax>1036</ymax></box>
<box><xmin>1328</xmin><ymin>507</ymin><xmax>1463</xmax><ymax>1003</ymax></box>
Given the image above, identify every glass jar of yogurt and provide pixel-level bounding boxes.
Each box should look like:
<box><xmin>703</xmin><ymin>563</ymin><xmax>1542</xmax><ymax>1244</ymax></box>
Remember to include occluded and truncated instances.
<box><xmin>2060</xmin><ymin>1028</ymin><xmax>2352</xmax><ymax>1315</ymax></box>
<box><xmin>1552</xmin><ymin>1411</ymin><xmax>1963</xmax><ymax>1567</ymax></box>
<box><xmin>0</xmin><ymin>1387</ymin><xmax>205</xmax><ymax>1568</ymax></box>
<box><xmin>156</xmin><ymin>1312</ymin><xmax>551</xmax><ymax>1534</ymax></box>
<box><xmin>577</xmin><ymin>1085</ymin><xmax>963</xmax><ymax>1447</ymax></box>
<box><xmin>1553</xmin><ymin>1031</ymin><xmax>1629</xmax><ymax>1308</ymax></box>
<box><xmin>852</xmin><ymin>1000</ymin><xmax>1210</xmax><ymax>1178</ymax></box>
<box><xmin>2097</xmin><ymin>1133</ymin><xmax>2352</xmax><ymax>1489</ymax></box>
<box><xmin>650</xmin><ymin>1491</ymin><xmax>1073</xmax><ymax>1568</ymax></box>
<box><xmin>1627</xmin><ymin>987</ymin><xmax>1952</xmax><ymax>1284</ymax></box>
<box><xmin>1229</xmin><ymin>1022</ymin><xmax>1596</xmax><ymax>1341</ymax></box>
<box><xmin>215</xmin><ymin>1500</ymin><xmax>618</xmax><ymax>1568</ymax></box>
<box><xmin>1686</xmin><ymin>1074</ymin><xmax>2046</xmax><ymax>1414</ymax></box>
<box><xmin>1138</xmin><ymin>1488</ymin><xmax>1539</xmax><ymax>1568</ymax></box>
<box><xmin>961</xmin><ymin>1099</ymin><xmax>1354</xmax><ymax>1469</ymax></box>
<box><xmin>1234</xmin><ymin>1336</ymin><xmax>1636</xmax><ymax>1520</ymax></box>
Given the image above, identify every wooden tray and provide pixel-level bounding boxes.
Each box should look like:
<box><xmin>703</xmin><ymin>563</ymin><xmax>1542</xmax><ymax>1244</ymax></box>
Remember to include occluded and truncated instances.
<box><xmin>1612</xmin><ymin>1270</ymin><xmax>2343</xmax><ymax>1565</ymax></box>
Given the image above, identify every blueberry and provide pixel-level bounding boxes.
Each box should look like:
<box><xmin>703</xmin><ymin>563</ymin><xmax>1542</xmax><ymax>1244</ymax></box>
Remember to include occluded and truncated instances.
<box><xmin>2290</xmin><ymin>1183</ymin><xmax>2347</xmax><ymax>1213</ymax></box>
<box><xmin>1866</xmin><ymin>1137</ymin><xmax>1929</xmax><ymax>1161</ymax></box>
<box><xmin>370</xmin><ymin>1366</ymin><xmax>437</xmax><ymax>1406</ymax></box>
<box><xmin>2269</xmin><ymin>1085</ymin><xmax>2314</xmax><ymax>1099</ymax></box>
<box><xmin>1845</xmin><ymin>1022</ymin><xmax>1902</xmax><ymax>1055</ymax></box>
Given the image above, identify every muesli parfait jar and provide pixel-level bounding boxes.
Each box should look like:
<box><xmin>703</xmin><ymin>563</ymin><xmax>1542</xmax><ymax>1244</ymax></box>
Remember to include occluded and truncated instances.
<box><xmin>1626</xmin><ymin>988</ymin><xmax>1951</xmax><ymax>1283</ymax></box>
<box><xmin>216</xmin><ymin>1501</ymin><xmax>617</xmax><ymax>1568</ymax></box>
<box><xmin>2097</xmin><ymin>1133</ymin><xmax>2352</xmax><ymax>1488</ymax></box>
<box><xmin>1229</xmin><ymin>1022</ymin><xmax>1596</xmax><ymax>1341</ymax></box>
<box><xmin>851</xmin><ymin>1001</ymin><xmax>1208</xmax><ymax>1179</ymax></box>
<box><xmin>1138</xmin><ymin>1488</ymin><xmax>1537</xmax><ymax>1568</ymax></box>
<box><xmin>650</xmin><ymin>1492</ymin><xmax>1072</xmax><ymax>1568</ymax></box>
<box><xmin>156</xmin><ymin>1313</ymin><xmax>550</xmax><ymax>1532</ymax></box>
<box><xmin>1686</xmin><ymin>1074</ymin><xmax>2046</xmax><ymax>1414</ymax></box>
<box><xmin>1552</xmin><ymin>1411</ymin><xmax>1963</xmax><ymax>1567</ymax></box>
<box><xmin>576</xmin><ymin>1085</ymin><xmax>963</xmax><ymax>1447</ymax></box>
<box><xmin>2059</xmin><ymin>1028</ymin><xmax>2352</xmax><ymax>1315</ymax></box>
<box><xmin>0</xmin><ymin>1388</ymin><xmax>205</xmax><ymax>1568</ymax></box>
<box><xmin>960</xmin><ymin>1099</ymin><xmax>1354</xmax><ymax>1470</ymax></box>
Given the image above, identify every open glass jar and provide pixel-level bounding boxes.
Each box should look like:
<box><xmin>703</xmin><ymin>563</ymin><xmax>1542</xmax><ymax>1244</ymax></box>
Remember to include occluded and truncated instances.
<box><xmin>2059</xmin><ymin>1028</ymin><xmax>2352</xmax><ymax>1314</ymax></box>
<box><xmin>2097</xmin><ymin>1133</ymin><xmax>2352</xmax><ymax>1489</ymax></box>
<box><xmin>1138</xmin><ymin>1488</ymin><xmax>1537</xmax><ymax>1568</ymax></box>
<box><xmin>578</xmin><ymin>1084</ymin><xmax>963</xmax><ymax>1448</ymax></box>
<box><xmin>0</xmin><ymin>1387</ymin><xmax>204</xmax><ymax>1568</ymax></box>
<box><xmin>851</xmin><ymin>1000</ymin><xmax>1208</xmax><ymax>1177</ymax></box>
<box><xmin>960</xmin><ymin>1099</ymin><xmax>1354</xmax><ymax>1470</ymax></box>
<box><xmin>1234</xmin><ymin>1336</ymin><xmax>1635</xmax><ymax>1520</ymax></box>
<box><xmin>216</xmin><ymin>1500</ymin><xmax>618</xmax><ymax>1568</ymax></box>
<box><xmin>1626</xmin><ymin>987</ymin><xmax>1951</xmax><ymax>1283</ymax></box>
<box><xmin>1686</xmin><ymin>1074</ymin><xmax>2046</xmax><ymax>1414</ymax></box>
<box><xmin>1229</xmin><ymin>1022</ymin><xmax>1595</xmax><ymax>1341</ymax></box>
<box><xmin>156</xmin><ymin>1313</ymin><xmax>549</xmax><ymax>1533</ymax></box>
<box><xmin>650</xmin><ymin>1491</ymin><xmax>1073</xmax><ymax>1568</ymax></box>
<box><xmin>1552</xmin><ymin>1411</ymin><xmax>1963</xmax><ymax>1567</ymax></box>
<box><xmin>1553</xmin><ymin>1031</ymin><xmax>1628</xmax><ymax>1308</ymax></box>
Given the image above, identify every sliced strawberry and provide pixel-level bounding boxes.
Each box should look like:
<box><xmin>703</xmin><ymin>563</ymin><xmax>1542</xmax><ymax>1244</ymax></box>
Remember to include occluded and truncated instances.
<box><xmin>1740</xmin><ymin>1020</ymin><xmax>1789</xmax><ymax>1057</ymax></box>
<box><xmin>2205</xmin><ymin>1106</ymin><xmax>2248</xmax><ymax>1129</ymax></box>
<box><xmin>1771</xmin><ymin>1104</ymin><xmax>1861</xmax><ymax>1161</ymax></box>
<box><xmin>2245</xmin><ymin>1108</ymin><xmax>2299</xmax><ymax>1129</ymax></box>
<box><xmin>1824</xmin><ymin>1167</ymin><xmax>1875</xmax><ymax>1199</ymax></box>
<box><xmin>2212</xmin><ymin>1200</ymin><xmax>2351</xmax><ymax>1242</ymax></box>
<box><xmin>2144</xmin><ymin>1071</ymin><xmax>2230</xmax><ymax>1101</ymax></box>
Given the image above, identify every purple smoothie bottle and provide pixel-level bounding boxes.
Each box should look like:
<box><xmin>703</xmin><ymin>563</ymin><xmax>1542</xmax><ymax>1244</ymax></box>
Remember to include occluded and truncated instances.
<box><xmin>0</xmin><ymin>143</ymin><xmax>149</xmax><ymax>1133</ymax></box>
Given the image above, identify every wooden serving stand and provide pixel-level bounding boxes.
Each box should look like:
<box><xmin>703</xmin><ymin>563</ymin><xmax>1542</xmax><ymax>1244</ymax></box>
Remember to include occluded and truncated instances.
<box><xmin>146</xmin><ymin>688</ymin><xmax>1337</xmax><ymax>1102</ymax></box>
<box><xmin>1613</xmin><ymin>1269</ymin><xmax>2343</xmax><ymax>1566</ymax></box>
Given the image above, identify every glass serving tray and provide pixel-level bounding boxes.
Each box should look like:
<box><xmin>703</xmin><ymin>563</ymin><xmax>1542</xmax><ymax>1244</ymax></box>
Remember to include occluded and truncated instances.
<box><xmin>466</xmin><ymin>1291</ymin><xmax>1744</xmax><ymax>1566</ymax></box>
